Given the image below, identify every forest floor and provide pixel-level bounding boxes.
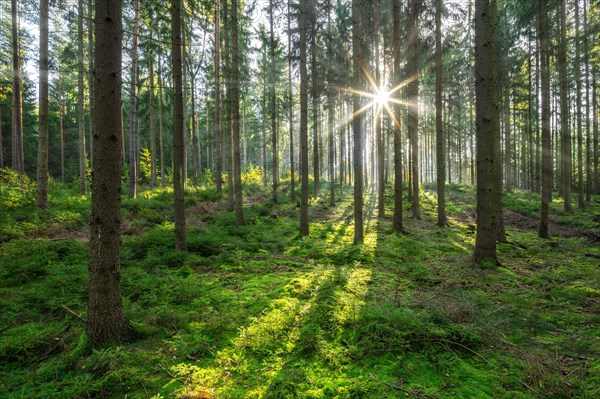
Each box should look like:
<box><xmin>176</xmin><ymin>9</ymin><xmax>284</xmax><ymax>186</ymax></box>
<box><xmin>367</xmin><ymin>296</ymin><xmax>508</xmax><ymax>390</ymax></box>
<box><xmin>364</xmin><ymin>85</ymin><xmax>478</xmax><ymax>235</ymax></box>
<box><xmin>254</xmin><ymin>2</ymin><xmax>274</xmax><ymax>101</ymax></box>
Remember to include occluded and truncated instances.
<box><xmin>1</xmin><ymin>169</ymin><xmax>599</xmax><ymax>399</ymax></box>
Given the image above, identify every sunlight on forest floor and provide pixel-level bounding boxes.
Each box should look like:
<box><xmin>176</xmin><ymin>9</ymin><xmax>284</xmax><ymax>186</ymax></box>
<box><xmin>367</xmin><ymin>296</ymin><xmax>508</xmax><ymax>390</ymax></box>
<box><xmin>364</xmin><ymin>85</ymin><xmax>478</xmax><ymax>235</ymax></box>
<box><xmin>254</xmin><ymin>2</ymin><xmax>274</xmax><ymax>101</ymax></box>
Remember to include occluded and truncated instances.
<box><xmin>1</xmin><ymin>173</ymin><xmax>599</xmax><ymax>398</ymax></box>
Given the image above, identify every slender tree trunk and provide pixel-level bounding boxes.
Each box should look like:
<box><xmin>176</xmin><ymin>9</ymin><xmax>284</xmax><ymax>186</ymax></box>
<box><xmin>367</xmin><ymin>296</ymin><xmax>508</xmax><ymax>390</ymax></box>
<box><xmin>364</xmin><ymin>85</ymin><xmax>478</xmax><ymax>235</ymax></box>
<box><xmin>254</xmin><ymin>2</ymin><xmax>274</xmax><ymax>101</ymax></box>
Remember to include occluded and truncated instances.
<box><xmin>269</xmin><ymin>0</ymin><xmax>279</xmax><ymax>203</ymax></box>
<box><xmin>583</xmin><ymin>0</ymin><xmax>591</xmax><ymax>203</ymax></box>
<box><xmin>158</xmin><ymin>53</ymin><xmax>166</xmax><ymax>187</ymax></box>
<box><xmin>215</xmin><ymin>0</ymin><xmax>222</xmax><ymax>193</ymax></box>
<box><xmin>538</xmin><ymin>0</ymin><xmax>551</xmax><ymax>238</ymax></box>
<box><xmin>474</xmin><ymin>0</ymin><xmax>500</xmax><ymax>265</ymax></box>
<box><xmin>58</xmin><ymin>74</ymin><xmax>64</xmax><ymax>180</ymax></box>
<box><xmin>392</xmin><ymin>0</ymin><xmax>403</xmax><ymax>233</ymax></box>
<box><xmin>311</xmin><ymin>0</ymin><xmax>320</xmax><ymax>198</ymax></box>
<box><xmin>407</xmin><ymin>0</ymin><xmax>420</xmax><ymax>219</ymax></box>
<box><xmin>11</xmin><ymin>0</ymin><xmax>24</xmax><ymax>173</ymax></box>
<box><xmin>435</xmin><ymin>0</ymin><xmax>445</xmax><ymax>227</ymax></box>
<box><xmin>328</xmin><ymin>0</ymin><xmax>336</xmax><ymax>208</ymax></box>
<box><xmin>149</xmin><ymin>38</ymin><xmax>157</xmax><ymax>188</ymax></box>
<box><xmin>594</xmin><ymin>68</ymin><xmax>598</xmax><ymax>195</ymax></box>
<box><xmin>299</xmin><ymin>0</ymin><xmax>310</xmax><ymax>236</ymax></box>
<box><xmin>575</xmin><ymin>0</ymin><xmax>584</xmax><ymax>208</ymax></box>
<box><xmin>87</xmin><ymin>0</ymin><xmax>94</xmax><ymax>168</ymax></box>
<box><xmin>190</xmin><ymin>70</ymin><xmax>199</xmax><ymax>187</ymax></box>
<box><xmin>172</xmin><ymin>0</ymin><xmax>187</xmax><ymax>250</ymax></box>
<box><xmin>128</xmin><ymin>0</ymin><xmax>140</xmax><ymax>198</ymax></box>
<box><xmin>288</xmin><ymin>0</ymin><xmax>296</xmax><ymax>201</ymax></box>
<box><xmin>352</xmin><ymin>0</ymin><xmax>364</xmax><ymax>244</ymax></box>
<box><xmin>88</xmin><ymin>0</ymin><xmax>134</xmax><ymax>346</ymax></box>
<box><xmin>503</xmin><ymin>87</ymin><xmax>512</xmax><ymax>190</ymax></box>
<box><xmin>36</xmin><ymin>0</ymin><xmax>49</xmax><ymax>210</ymax></box>
<box><xmin>231</xmin><ymin>0</ymin><xmax>244</xmax><ymax>225</ymax></box>
<box><xmin>374</xmin><ymin>3</ymin><xmax>384</xmax><ymax>217</ymax></box>
<box><xmin>558</xmin><ymin>0</ymin><xmax>572</xmax><ymax>211</ymax></box>
<box><xmin>78</xmin><ymin>0</ymin><xmax>87</xmax><ymax>193</ymax></box>
<box><xmin>0</xmin><ymin>105</ymin><xmax>3</xmax><ymax>169</ymax></box>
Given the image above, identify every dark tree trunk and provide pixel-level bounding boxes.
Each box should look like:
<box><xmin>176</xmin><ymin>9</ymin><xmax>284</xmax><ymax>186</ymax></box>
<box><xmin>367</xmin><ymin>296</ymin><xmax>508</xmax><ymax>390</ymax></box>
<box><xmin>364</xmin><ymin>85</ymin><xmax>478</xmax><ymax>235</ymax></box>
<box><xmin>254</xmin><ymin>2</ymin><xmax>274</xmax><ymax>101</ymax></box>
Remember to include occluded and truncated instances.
<box><xmin>311</xmin><ymin>0</ymin><xmax>320</xmax><ymax>197</ymax></box>
<box><xmin>435</xmin><ymin>0</ymin><xmax>446</xmax><ymax>227</ymax></box>
<box><xmin>88</xmin><ymin>0</ymin><xmax>134</xmax><ymax>346</ymax></box>
<box><xmin>328</xmin><ymin>0</ymin><xmax>336</xmax><ymax>208</ymax></box>
<box><xmin>87</xmin><ymin>0</ymin><xmax>94</xmax><ymax>169</ymax></box>
<box><xmin>36</xmin><ymin>0</ymin><xmax>49</xmax><ymax>210</ymax></box>
<box><xmin>575</xmin><ymin>0</ymin><xmax>584</xmax><ymax>208</ymax></box>
<box><xmin>270</xmin><ymin>0</ymin><xmax>279</xmax><ymax>203</ymax></box>
<box><xmin>231</xmin><ymin>0</ymin><xmax>245</xmax><ymax>226</ymax></box>
<box><xmin>558</xmin><ymin>0</ymin><xmax>572</xmax><ymax>211</ymax></box>
<box><xmin>288</xmin><ymin>0</ymin><xmax>296</xmax><ymax>201</ymax></box>
<box><xmin>392</xmin><ymin>0</ymin><xmax>403</xmax><ymax>233</ymax></box>
<box><xmin>78</xmin><ymin>0</ymin><xmax>87</xmax><ymax>193</ymax></box>
<box><xmin>299</xmin><ymin>0</ymin><xmax>310</xmax><ymax>236</ymax></box>
<box><xmin>149</xmin><ymin>36</ymin><xmax>157</xmax><ymax>188</ymax></box>
<box><xmin>474</xmin><ymin>0</ymin><xmax>500</xmax><ymax>265</ymax></box>
<box><xmin>128</xmin><ymin>0</ymin><xmax>140</xmax><ymax>198</ymax></box>
<box><xmin>172</xmin><ymin>0</ymin><xmax>187</xmax><ymax>250</ymax></box>
<box><xmin>352</xmin><ymin>0</ymin><xmax>364</xmax><ymax>244</ymax></box>
<box><xmin>215</xmin><ymin>0</ymin><xmax>222</xmax><ymax>193</ymax></box>
<box><xmin>407</xmin><ymin>0</ymin><xmax>420</xmax><ymax>219</ymax></box>
<box><xmin>11</xmin><ymin>0</ymin><xmax>24</xmax><ymax>173</ymax></box>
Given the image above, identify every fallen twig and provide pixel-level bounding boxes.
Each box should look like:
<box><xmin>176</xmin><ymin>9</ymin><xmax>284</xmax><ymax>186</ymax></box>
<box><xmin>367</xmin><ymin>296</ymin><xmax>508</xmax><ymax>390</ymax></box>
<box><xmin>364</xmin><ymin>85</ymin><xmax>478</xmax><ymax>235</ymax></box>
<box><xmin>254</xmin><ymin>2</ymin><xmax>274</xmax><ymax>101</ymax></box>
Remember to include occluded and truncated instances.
<box><xmin>159</xmin><ymin>363</ymin><xmax>185</xmax><ymax>384</ymax></box>
<box><xmin>61</xmin><ymin>305</ymin><xmax>85</xmax><ymax>323</ymax></box>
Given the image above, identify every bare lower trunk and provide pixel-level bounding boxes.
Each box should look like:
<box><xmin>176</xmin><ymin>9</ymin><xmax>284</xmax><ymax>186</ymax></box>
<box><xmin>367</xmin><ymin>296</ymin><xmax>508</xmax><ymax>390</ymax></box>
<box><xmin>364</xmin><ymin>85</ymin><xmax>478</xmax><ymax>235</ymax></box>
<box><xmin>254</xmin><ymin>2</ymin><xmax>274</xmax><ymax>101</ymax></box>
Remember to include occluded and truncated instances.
<box><xmin>538</xmin><ymin>0</ymin><xmax>551</xmax><ymax>238</ymax></box>
<box><xmin>299</xmin><ymin>0</ymin><xmax>309</xmax><ymax>236</ymax></box>
<box><xmin>435</xmin><ymin>0</ymin><xmax>445</xmax><ymax>227</ymax></box>
<box><xmin>36</xmin><ymin>0</ymin><xmax>49</xmax><ymax>210</ymax></box>
<box><xmin>128</xmin><ymin>0</ymin><xmax>140</xmax><ymax>198</ymax></box>
<box><xmin>78</xmin><ymin>0</ymin><xmax>87</xmax><ymax>194</ymax></box>
<box><xmin>352</xmin><ymin>0</ymin><xmax>364</xmax><ymax>244</ymax></box>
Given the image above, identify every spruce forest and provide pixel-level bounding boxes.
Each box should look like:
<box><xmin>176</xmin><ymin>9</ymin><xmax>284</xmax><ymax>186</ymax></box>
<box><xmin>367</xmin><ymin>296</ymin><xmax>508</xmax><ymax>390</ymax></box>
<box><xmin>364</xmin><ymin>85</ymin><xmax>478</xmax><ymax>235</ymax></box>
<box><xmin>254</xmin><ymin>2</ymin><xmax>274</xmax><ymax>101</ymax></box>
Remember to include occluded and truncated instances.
<box><xmin>1</xmin><ymin>0</ymin><xmax>600</xmax><ymax>397</ymax></box>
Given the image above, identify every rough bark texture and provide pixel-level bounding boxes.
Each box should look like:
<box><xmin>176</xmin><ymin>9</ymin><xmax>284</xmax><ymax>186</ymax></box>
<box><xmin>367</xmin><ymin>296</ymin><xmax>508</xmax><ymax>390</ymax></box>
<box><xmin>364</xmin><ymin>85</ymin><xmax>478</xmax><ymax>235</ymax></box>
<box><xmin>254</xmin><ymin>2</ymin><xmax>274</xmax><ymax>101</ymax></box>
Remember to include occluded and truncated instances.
<box><xmin>87</xmin><ymin>0</ymin><xmax>94</xmax><ymax>168</ymax></box>
<box><xmin>474</xmin><ymin>0</ymin><xmax>500</xmax><ymax>265</ymax></box>
<box><xmin>158</xmin><ymin>53</ymin><xmax>165</xmax><ymax>187</ymax></box>
<box><xmin>311</xmin><ymin>0</ymin><xmax>320</xmax><ymax>197</ymax></box>
<box><xmin>11</xmin><ymin>0</ymin><xmax>24</xmax><ymax>173</ymax></box>
<box><xmin>392</xmin><ymin>0</ymin><xmax>403</xmax><ymax>234</ymax></box>
<box><xmin>149</xmin><ymin>42</ymin><xmax>157</xmax><ymax>188</ymax></box>
<box><xmin>36</xmin><ymin>0</ymin><xmax>49</xmax><ymax>210</ymax></box>
<box><xmin>172</xmin><ymin>0</ymin><xmax>187</xmax><ymax>251</ymax></box>
<box><xmin>288</xmin><ymin>0</ymin><xmax>296</xmax><ymax>201</ymax></box>
<box><xmin>538</xmin><ymin>0</ymin><xmax>552</xmax><ymax>239</ymax></box>
<box><xmin>300</xmin><ymin>0</ymin><xmax>310</xmax><ymax>236</ymax></box>
<box><xmin>87</xmin><ymin>0</ymin><xmax>134</xmax><ymax>346</ymax></box>
<box><xmin>78</xmin><ymin>0</ymin><xmax>87</xmax><ymax>194</ymax></box>
<box><xmin>375</xmin><ymin>3</ymin><xmax>384</xmax><ymax>218</ymax></box>
<box><xmin>270</xmin><ymin>0</ymin><xmax>279</xmax><ymax>203</ymax></box>
<box><xmin>435</xmin><ymin>0</ymin><xmax>446</xmax><ymax>227</ymax></box>
<box><xmin>232</xmin><ymin>0</ymin><xmax>245</xmax><ymax>226</ymax></box>
<box><xmin>128</xmin><ymin>0</ymin><xmax>140</xmax><ymax>198</ymax></box>
<box><xmin>215</xmin><ymin>0</ymin><xmax>222</xmax><ymax>193</ymax></box>
<box><xmin>328</xmin><ymin>0</ymin><xmax>336</xmax><ymax>208</ymax></box>
<box><xmin>575</xmin><ymin>0</ymin><xmax>583</xmax><ymax>208</ymax></box>
<box><xmin>352</xmin><ymin>0</ymin><xmax>364</xmax><ymax>244</ymax></box>
<box><xmin>558</xmin><ymin>0</ymin><xmax>572</xmax><ymax>211</ymax></box>
<box><xmin>407</xmin><ymin>0</ymin><xmax>420</xmax><ymax>219</ymax></box>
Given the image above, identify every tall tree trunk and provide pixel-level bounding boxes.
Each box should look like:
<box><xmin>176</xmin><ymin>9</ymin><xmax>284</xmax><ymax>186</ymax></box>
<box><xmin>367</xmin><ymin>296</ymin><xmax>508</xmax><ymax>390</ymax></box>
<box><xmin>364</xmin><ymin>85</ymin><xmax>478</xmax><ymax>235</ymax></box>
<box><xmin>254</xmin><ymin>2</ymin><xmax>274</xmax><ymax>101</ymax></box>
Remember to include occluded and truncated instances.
<box><xmin>474</xmin><ymin>0</ymin><xmax>500</xmax><ymax>265</ymax></box>
<box><xmin>299</xmin><ymin>0</ymin><xmax>310</xmax><ymax>236</ymax></box>
<box><xmin>88</xmin><ymin>0</ymin><xmax>94</xmax><ymax>168</ymax></box>
<box><xmin>558</xmin><ymin>0</ymin><xmax>572</xmax><ymax>211</ymax></box>
<box><xmin>36</xmin><ymin>0</ymin><xmax>49</xmax><ymax>210</ymax></box>
<box><xmin>328</xmin><ymin>0</ymin><xmax>336</xmax><ymax>208</ymax></box>
<box><xmin>374</xmin><ymin>2</ymin><xmax>384</xmax><ymax>217</ymax></box>
<box><xmin>593</xmin><ymin>68</ymin><xmax>598</xmax><ymax>195</ymax></box>
<box><xmin>407</xmin><ymin>0</ymin><xmax>420</xmax><ymax>219</ymax></box>
<box><xmin>583</xmin><ymin>0</ymin><xmax>591</xmax><ymax>203</ymax></box>
<box><xmin>58</xmin><ymin>74</ymin><xmax>64</xmax><ymax>180</ymax></box>
<box><xmin>542</xmin><ymin>9</ymin><xmax>553</xmax><ymax>210</ymax></box>
<box><xmin>392</xmin><ymin>0</ymin><xmax>403</xmax><ymax>233</ymax></box>
<box><xmin>78</xmin><ymin>0</ymin><xmax>87</xmax><ymax>193</ymax></box>
<box><xmin>149</xmin><ymin>36</ymin><xmax>157</xmax><ymax>188</ymax></box>
<box><xmin>158</xmin><ymin>52</ymin><xmax>166</xmax><ymax>187</ymax></box>
<box><xmin>88</xmin><ymin>0</ymin><xmax>134</xmax><ymax>346</ymax></box>
<box><xmin>172</xmin><ymin>0</ymin><xmax>187</xmax><ymax>250</ymax></box>
<box><xmin>231</xmin><ymin>0</ymin><xmax>245</xmax><ymax>226</ymax></box>
<box><xmin>128</xmin><ymin>0</ymin><xmax>140</xmax><ymax>198</ymax></box>
<box><xmin>575</xmin><ymin>0</ymin><xmax>584</xmax><ymax>208</ymax></box>
<box><xmin>0</xmin><ymin>105</ymin><xmax>3</xmax><ymax>168</ymax></box>
<box><xmin>270</xmin><ymin>0</ymin><xmax>279</xmax><ymax>203</ymax></box>
<box><xmin>11</xmin><ymin>0</ymin><xmax>24</xmax><ymax>173</ymax></box>
<box><xmin>311</xmin><ymin>0</ymin><xmax>320</xmax><ymax>197</ymax></box>
<box><xmin>352</xmin><ymin>0</ymin><xmax>364</xmax><ymax>244</ymax></box>
<box><xmin>215</xmin><ymin>0</ymin><xmax>222</xmax><ymax>193</ymax></box>
<box><xmin>435</xmin><ymin>0</ymin><xmax>446</xmax><ymax>227</ymax></box>
<box><xmin>503</xmin><ymin>87</ymin><xmax>512</xmax><ymax>190</ymax></box>
<box><xmin>288</xmin><ymin>0</ymin><xmax>296</xmax><ymax>201</ymax></box>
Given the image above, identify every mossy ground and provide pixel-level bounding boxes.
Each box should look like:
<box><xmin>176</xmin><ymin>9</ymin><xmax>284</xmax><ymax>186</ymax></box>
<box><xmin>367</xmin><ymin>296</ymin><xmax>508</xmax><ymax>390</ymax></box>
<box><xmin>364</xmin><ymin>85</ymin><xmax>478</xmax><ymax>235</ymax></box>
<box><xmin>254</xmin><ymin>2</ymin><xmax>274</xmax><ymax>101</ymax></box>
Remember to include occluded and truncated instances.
<box><xmin>1</xmin><ymin>169</ymin><xmax>599</xmax><ymax>398</ymax></box>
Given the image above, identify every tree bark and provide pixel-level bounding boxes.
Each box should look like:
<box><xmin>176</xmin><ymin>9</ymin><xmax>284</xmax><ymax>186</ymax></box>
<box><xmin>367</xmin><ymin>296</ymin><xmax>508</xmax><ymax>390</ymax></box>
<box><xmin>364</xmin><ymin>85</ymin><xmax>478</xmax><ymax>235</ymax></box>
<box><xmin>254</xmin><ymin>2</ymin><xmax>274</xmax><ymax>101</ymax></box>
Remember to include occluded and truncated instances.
<box><xmin>172</xmin><ymin>0</ymin><xmax>187</xmax><ymax>250</ymax></box>
<box><xmin>149</xmin><ymin>35</ymin><xmax>157</xmax><ymax>188</ymax></box>
<box><xmin>231</xmin><ymin>0</ymin><xmax>245</xmax><ymax>226</ymax></box>
<box><xmin>435</xmin><ymin>0</ymin><xmax>446</xmax><ymax>227</ymax></box>
<box><xmin>575</xmin><ymin>0</ymin><xmax>584</xmax><ymax>208</ymax></box>
<box><xmin>407</xmin><ymin>0</ymin><xmax>420</xmax><ymax>219</ymax></box>
<box><xmin>474</xmin><ymin>0</ymin><xmax>500</xmax><ymax>265</ymax></box>
<box><xmin>87</xmin><ymin>0</ymin><xmax>94</xmax><ymax>169</ymax></box>
<box><xmin>311</xmin><ymin>0</ymin><xmax>320</xmax><ymax>198</ymax></box>
<box><xmin>158</xmin><ymin>52</ymin><xmax>166</xmax><ymax>187</ymax></box>
<box><xmin>11</xmin><ymin>0</ymin><xmax>24</xmax><ymax>174</ymax></box>
<box><xmin>128</xmin><ymin>0</ymin><xmax>140</xmax><ymax>198</ymax></box>
<box><xmin>352</xmin><ymin>0</ymin><xmax>364</xmax><ymax>244</ymax></box>
<box><xmin>270</xmin><ymin>0</ymin><xmax>279</xmax><ymax>203</ymax></box>
<box><xmin>36</xmin><ymin>0</ymin><xmax>49</xmax><ymax>210</ymax></box>
<box><xmin>88</xmin><ymin>0</ymin><xmax>134</xmax><ymax>346</ymax></box>
<box><xmin>328</xmin><ymin>0</ymin><xmax>336</xmax><ymax>208</ymax></box>
<box><xmin>392</xmin><ymin>0</ymin><xmax>403</xmax><ymax>234</ymax></box>
<box><xmin>215</xmin><ymin>0</ymin><xmax>222</xmax><ymax>193</ymax></box>
<box><xmin>299</xmin><ymin>0</ymin><xmax>310</xmax><ymax>236</ymax></box>
<box><xmin>558</xmin><ymin>0</ymin><xmax>572</xmax><ymax>211</ymax></box>
<box><xmin>288</xmin><ymin>0</ymin><xmax>295</xmax><ymax>201</ymax></box>
<box><xmin>78</xmin><ymin>0</ymin><xmax>87</xmax><ymax>193</ymax></box>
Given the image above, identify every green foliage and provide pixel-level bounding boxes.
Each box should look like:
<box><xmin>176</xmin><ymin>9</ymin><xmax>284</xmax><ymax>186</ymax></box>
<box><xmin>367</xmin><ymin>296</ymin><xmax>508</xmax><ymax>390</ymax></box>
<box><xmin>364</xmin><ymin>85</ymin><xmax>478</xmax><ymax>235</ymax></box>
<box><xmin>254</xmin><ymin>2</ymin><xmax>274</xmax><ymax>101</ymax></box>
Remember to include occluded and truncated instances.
<box><xmin>1</xmin><ymin>182</ymin><xmax>599</xmax><ymax>398</ymax></box>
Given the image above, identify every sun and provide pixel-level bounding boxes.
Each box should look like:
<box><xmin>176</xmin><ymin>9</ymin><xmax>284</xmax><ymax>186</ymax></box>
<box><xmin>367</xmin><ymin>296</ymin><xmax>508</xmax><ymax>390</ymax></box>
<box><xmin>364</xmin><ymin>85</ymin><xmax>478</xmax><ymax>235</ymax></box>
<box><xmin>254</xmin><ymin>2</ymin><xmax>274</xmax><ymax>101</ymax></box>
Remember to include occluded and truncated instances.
<box><xmin>374</xmin><ymin>89</ymin><xmax>389</xmax><ymax>106</ymax></box>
